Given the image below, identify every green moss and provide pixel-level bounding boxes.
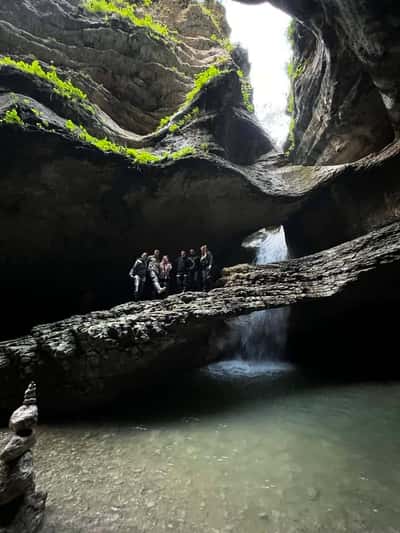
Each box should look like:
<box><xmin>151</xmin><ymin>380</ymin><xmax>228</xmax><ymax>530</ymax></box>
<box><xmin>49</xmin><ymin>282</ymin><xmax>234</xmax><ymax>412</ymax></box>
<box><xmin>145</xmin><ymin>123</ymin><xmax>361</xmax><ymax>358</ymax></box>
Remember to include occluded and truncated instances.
<box><xmin>170</xmin><ymin>146</ymin><xmax>196</xmax><ymax>160</ymax></box>
<box><xmin>286</xmin><ymin>116</ymin><xmax>296</xmax><ymax>155</ymax></box>
<box><xmin>200</xmin><ymin>5</ymin><xmax>221</xmax><ymax>33</ymax></box>
<box><xmin>83</xmin><ymin>0</ymin><xmax>175</xmax><ymax>41</ymax></box>
<box><xmin>168</xmin><ymin>107</ymin><xmax>199</xmax><ymax>134</ymax></box>
<box><xmin>287</xmin><ymin>92</ymin><xmax>294</xmax><ymax>115</ymax></box>
<box><xmin>287</xmin><ymin>61</ymin><xmax>306</xmax><ymax>81</ymax></box>
<box><xmin>158</xmin><ymin>63</ymin><xmax>228</xmax><ymax>130</ymax></box>
<box><xmin>185</xmin><ymin>64</ymin><xmax>227</xmax><ymax>107</ymax></box>
<box><xmin>30</xmin><ymin>107</ymin><xmax>42</xmax><ymax>117</ymax></box>
<box><xmin>237</xmin><ymin>69</ymin><xmax>254</xmax><ymax>113</ymax></box>
<box><xmin>1</xmin><ymin>108</ymin><xmax>24</xmax><ymax>126</ymax></box>
<box><xmin>65</xmin><ymin>119</ymin><xmax>195</xmax><ymax>163</ymax></box>
<box><xmin>286</xmin><ymin>19</ymin><xmax>296</xmax><ymax>47</ymax></box>
<box><xmin>159</xmin><ymin>115</ymin><xmax>172</xmax><ymax>129</ymax></box>
<box><xmin>210</xmin><ymin>34</ymin><xmax>234</xmax><ymax>54</ymax></box>
<box><xmin>0</xmin><ymin>56</ymin><xmax>93</xmax><ymax>112</ymax></box>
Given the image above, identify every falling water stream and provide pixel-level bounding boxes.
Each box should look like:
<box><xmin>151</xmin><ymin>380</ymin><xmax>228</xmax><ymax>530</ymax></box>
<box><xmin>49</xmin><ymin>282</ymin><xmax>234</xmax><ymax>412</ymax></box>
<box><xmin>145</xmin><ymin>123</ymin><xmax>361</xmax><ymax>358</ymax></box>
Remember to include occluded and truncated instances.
<box><xmin>2</xmin><ymin>3</ymin><xmax>400</xmax><ymax>533</ymax></box>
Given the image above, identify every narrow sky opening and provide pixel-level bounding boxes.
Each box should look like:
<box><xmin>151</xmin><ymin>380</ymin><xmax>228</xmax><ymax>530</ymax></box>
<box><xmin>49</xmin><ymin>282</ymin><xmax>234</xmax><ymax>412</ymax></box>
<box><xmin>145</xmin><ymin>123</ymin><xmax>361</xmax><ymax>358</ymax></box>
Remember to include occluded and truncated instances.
<box><xmin>222</xmin><ymin>0</ymin><xmax>292</xmax><ymax>148</ymax></box>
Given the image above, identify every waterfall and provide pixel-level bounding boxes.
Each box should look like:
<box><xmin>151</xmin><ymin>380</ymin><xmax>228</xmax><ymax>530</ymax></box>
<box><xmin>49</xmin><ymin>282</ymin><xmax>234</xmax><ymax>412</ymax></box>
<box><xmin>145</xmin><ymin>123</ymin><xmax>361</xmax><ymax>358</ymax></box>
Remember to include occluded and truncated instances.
<box><xmin>221</xmin><ymin>0</ymin><xmax>291</xmax><ymax>148</ymax></box>
<box><xmin>214</xmin><ymin>1</ymin><xmax>292</xmax><ymax>364</ymax></box>
<box><xmin>234</xmin><ymin>227</ymin><xmax>290</xmax><ymax>361</ymax></box>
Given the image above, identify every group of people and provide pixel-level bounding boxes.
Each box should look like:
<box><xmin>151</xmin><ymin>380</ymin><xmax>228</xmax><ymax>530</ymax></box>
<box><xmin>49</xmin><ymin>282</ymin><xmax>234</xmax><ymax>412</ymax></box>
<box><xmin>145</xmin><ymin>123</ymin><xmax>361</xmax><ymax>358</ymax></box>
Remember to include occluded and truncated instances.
<box><xmin>129</xmin><ymin>245</ymin><xmax>214</xmax><ymax>301</ymax></box>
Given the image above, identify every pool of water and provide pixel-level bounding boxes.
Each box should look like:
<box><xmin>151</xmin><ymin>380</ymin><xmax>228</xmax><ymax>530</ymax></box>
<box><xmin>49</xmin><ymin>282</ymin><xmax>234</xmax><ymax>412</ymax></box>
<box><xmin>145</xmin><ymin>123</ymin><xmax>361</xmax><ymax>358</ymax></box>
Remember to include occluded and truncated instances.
<box><xmin>4</xmin><ymin>361</ymin><xmax>400</xmax><ymax>532</ymax></box>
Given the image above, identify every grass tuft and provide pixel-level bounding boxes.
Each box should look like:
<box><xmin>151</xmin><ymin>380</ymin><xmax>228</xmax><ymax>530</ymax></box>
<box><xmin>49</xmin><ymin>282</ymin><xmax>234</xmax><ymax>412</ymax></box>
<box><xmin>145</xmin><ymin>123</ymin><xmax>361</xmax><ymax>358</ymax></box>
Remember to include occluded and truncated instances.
<box><xmin>83</xmin><ymin>0</ymin><xmax>175</xmax><ymax>41</ymax></box>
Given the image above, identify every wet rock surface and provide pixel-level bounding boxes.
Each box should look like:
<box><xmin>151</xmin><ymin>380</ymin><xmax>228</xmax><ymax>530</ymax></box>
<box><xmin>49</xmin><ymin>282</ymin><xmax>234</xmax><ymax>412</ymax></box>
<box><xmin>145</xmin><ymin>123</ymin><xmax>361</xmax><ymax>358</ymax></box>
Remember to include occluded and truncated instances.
<box><xmin>0</xmin><ymin>383</ymin><xmax>46</xmax><ymax>533</ymax></box>
<box><xmin>238</xmin><ymin>0</ymin><xmax>400</xmax><ymax>162</ymax></box>
<box><xmin>1</xmin><ymin>221</ymin><xmax>400</xmax><ymax>413</ymax></box>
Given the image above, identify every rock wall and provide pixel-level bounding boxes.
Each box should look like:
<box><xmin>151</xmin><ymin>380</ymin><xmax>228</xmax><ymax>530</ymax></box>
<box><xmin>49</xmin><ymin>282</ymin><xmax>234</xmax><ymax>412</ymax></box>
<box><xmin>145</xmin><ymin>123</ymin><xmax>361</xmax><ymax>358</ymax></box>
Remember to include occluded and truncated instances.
<box><xmin>0</xmin><ymin>0</ymin><xmax>229</xmax><ymax>134</ymax></box>
<box><xmin>1</xmin><ymin>221</ymin><xmax>400</xmax><ymax>414</ymax></box>
<box><xmin>1</xmin><ymin>0</ymin><xmax>400</xmax><ymax>396</ymax></box>
<box><xmin>0</xmin><ymin>0</ymin><xmax>275</xmax><ymax>340</ymax></box>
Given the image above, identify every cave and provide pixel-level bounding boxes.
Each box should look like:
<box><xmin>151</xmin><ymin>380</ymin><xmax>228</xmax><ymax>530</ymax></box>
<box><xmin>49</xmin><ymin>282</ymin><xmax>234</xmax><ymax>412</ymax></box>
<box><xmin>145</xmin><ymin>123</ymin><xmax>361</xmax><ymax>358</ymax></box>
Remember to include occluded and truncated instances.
<box><xmin>1</xmin><ymin>0</ymin><xmax>400</xmax><ymax>531</ymax></box>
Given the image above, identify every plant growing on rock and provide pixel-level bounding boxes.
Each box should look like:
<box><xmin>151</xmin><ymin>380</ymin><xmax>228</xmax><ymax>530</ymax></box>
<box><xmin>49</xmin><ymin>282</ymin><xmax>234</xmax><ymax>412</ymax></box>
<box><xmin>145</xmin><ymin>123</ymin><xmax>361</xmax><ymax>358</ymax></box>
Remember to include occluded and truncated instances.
<box><xmin>158</xmin><ymin>63</ymin><xmax>229</xmax><ymax>130</ymax></box>
<box><xmin>1</xmin><ymin>108</ymin><xmax>24</xmax><ymax>126</ymax></box>
<box><xmin>83</xmin><ymin>0</ymin><xmax>175</xmax><ymax>41</ymax></box>
<box><xmin>0</xmin><ymin>57</ymin><xmax>90</xmax><ymax>104</ymax></box>
<box><xmin>168</xmin><ymin>107</ymin><xmax>200</xmax><ymax>133</ymax></box>
<box><xmin>200</xmin><ymin>4</ymin><xmax>221</xmax><ymax>34</ymax></box>
<box><xmin>184</xmin><ymin>64</ymin><xmax>228</xmax><ymax>107</ymax></box>
<box><xmin>237</xmin><ymin>69</ymin><xmax>255</xmax><ymax>113</ymax></box>
<box><xmin>65</xmin><ymin>119</ymin><xmax>196</xmax><ymax>163</ymax></box>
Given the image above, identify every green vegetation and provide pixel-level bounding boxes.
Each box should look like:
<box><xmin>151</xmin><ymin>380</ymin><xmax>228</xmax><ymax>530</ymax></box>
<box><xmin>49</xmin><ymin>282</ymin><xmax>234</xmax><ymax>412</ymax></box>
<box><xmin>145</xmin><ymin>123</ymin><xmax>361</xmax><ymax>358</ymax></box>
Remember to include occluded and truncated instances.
<box><xmin>185</xmin><ymin>64</ymin><xmax>227</xmax><ymax>106</ymax></box>
<box><xmin>83</xmin><ymin>0</ymin><xmax>174</xmax><ymax>41</ymax></box>
<box><xmin>1</xmin><ymin>108</ymin><xmax>24</xmax><ymax>126</ymax></box>
<box><xmin>158</xmin><ymin>63</ymin><xmax>228</xmax><ymax>130</ymax></box>
<box><xmin>0</xmin><ymin>57</ymin><xmax>91</xmax><ymax>110</ymax></box>
<box><xmin>30</xmin><ymin>107</ymin><xmax>42</xmax><ymax>117</ymax></box>
<box><xmin>287</xmin><ymin>61</ymin><xmax>306</xmax><ymax>81</ymax></box>
<box><xmin>168</xmin><ymin>107</ymin><xmax>199</xmax><ymax>133</ymax></box>
<box><xmin>287</xmin><ymin>92</ymin><xmax>294</xmax><ymax>115</ymax></box>
<box><xmin>200</xmin><ymin>4</ymin><xmax>221</xmax><ymax>33</ymax></box>
<box><xmin>287</xmin><ymin>116</ymin><xmax>296</xmax><ymax>154</ymax></box>
<box><xmin>286</xmin><ymin>19</ymin><xmax>296</xmax><ymax>47</ymax></box>
<box><xmin>285</xmin><ymin>20</ymin><xmax>305</xmax><ymax>155</ymax></box>
<box><xmin>65</xmin><ymin>119</ymin><xmax>195</xmax><ymax>163</ymax></box>
<box><xmin>237</xmin><ymin>69</ymin><xmax>255</xmax><ymax>113</ymax></box>
<box><xmin>169</xmin><ymin>146</ymin><xmax>196</xmax><ymax>160</ymax></box>
<box><xmin>210</xmin><ymin>34</ymin><xmax>234</xmax><ymax>54</ymax></box>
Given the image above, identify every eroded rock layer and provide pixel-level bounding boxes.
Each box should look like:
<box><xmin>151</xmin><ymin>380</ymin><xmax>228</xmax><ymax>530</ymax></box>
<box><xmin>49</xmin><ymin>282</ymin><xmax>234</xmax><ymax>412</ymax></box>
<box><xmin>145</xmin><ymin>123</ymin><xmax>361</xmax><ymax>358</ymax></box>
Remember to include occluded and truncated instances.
<box><xmin>238</xmin><ymin>0</ymin><xmax>399</xmax><ymax>164</ymax></box>
<box><xmin>0</xmin><ymin>0</ymin><xmax>230</xmax><ymax>134</ymax></box>
<box><xmin>1</xmin><ymin>221</ymin><xmax>400</xmax><ymax>413</ymax></box>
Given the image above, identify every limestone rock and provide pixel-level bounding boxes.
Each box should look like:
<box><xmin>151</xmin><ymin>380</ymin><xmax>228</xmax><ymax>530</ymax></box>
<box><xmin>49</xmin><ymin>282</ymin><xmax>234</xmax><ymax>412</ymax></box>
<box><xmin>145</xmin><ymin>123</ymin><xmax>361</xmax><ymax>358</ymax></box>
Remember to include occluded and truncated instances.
<box><xmin>9</xmin><ymin>406</ymin><xmax>38</xmax><ymax>436</ymax></box>
<box><xmin>1</xmin><ymin>221</ymin><xmax>400</xmax><ymax>413</ymax></box>
<box><xmin>0</xmin><ymin>452</ymin><xmax>34</xmax><ymax>506</ymax></box>
<box><xmin>0</xmin><ymin>434</ymin><xmax>37</xmax><ymax>464</ymax></box>
<box><xmin>0</xmin><ymin>383</ymin><xmax>46</xmax><ymax>533</ymax></box>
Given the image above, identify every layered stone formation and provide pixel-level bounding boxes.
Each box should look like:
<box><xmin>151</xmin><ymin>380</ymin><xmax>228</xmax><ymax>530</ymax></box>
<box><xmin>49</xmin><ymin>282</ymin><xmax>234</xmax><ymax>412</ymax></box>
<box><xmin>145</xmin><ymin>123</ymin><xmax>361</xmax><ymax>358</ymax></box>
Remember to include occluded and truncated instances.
<box><xmin>1</xmin><ymin>0</ymin><xmax>400</xmax><ymax>411</ymax></box>
<box><xmin>239</xmin><ymin>0</ymin><xmax>400</xmax><ymax>164</ymax></box>
<box><xmin>0</xmin><ymin>383</ymin><xmax>46</xmax><ymax>532</ymax></box>
<box><xmin>0</xmin><ymin>0</ymin><xmax>275</xmax><ymax>340</ymax></box>
<box><xmin>1</xmin><ymin>221</ymin><xmax>399</xmax><ymax>413</ymax></box>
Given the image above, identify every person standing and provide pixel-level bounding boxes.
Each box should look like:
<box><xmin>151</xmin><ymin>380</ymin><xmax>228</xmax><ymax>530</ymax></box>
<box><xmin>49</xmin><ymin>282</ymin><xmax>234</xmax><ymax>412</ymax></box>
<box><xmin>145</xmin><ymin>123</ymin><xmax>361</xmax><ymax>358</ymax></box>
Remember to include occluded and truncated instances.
<box><xmin>176</xmin><ymin>250</ymin><xmax>193</xmax><ymax>292</ymax></box>
<box><xmin>159</xmin><ymin>255</ymin><xmax>173</xmax><ymax>295</ymax></box>
<box><xmin>189</xmin><ymin>248</ymin><xmax>200</xmax><ymax>290</ymax></box>
<box><xmin>129</xmin><ymin>252</ymin><xmax>148</xmax><ymax>301</ymax></box>
<box><xmin>147</xmin><ymin>249</ymin><xmax>166</xmax><ymax>297</ymax></box>
<box><xmin>200</xmin><ymin>244</ymin><xmax>214</xmax><ymax>292</ymax></box>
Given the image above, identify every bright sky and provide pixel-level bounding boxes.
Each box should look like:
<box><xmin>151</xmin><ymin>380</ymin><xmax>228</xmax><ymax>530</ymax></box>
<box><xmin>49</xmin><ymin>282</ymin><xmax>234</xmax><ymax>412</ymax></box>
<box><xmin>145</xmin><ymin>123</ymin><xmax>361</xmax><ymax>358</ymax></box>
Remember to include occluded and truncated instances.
<box><xmin>221</xmin><ymin>0</ymin><xmax>292</xmax><ymax>148</ymax></box>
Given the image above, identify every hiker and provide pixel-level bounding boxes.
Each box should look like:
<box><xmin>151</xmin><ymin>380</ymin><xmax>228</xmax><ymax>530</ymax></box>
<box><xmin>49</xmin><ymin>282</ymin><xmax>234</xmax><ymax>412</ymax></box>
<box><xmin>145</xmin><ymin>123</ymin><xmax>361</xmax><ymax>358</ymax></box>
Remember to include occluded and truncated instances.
<box><xmin>200</xmin><ymin>244</ymin><xmax>214</xmax><ymax>292</ymax></box>
<box><xmin>148</xmin><ymin>249</ymin><xmax>160</xmax><ymax>264</ymax></box>
<box><xmin>159</xmin><ymin>255</ymin><xmax>173</xmax><ymax>294</ymax></box>
<box><xmin>147</xmin><ymin>249</ymin><xmax>166</xmax><ymax>297</ymax></box>
<box><xmin>129</xmin><ymin>252</ymin><xmax>148</xmax><ymax>301</ymax></box>
<box><xmin>176</xmin><ymin>250</ymin><xmax>193</xmax><ymax>292</ymax></box>
<box><xmin>189</xmin><ymin>248</ymin><xmax>200</xmax><ymax>290</ymax></box>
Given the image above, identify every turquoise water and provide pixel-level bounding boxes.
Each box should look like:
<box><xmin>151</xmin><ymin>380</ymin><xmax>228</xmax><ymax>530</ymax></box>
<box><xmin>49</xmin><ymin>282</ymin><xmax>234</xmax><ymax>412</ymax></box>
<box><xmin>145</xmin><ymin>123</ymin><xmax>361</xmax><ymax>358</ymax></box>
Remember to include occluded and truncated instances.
<box><xmin>15</xmin><ymin>360</ymin><xmax>400</xmax><ymax>532</ymax></box>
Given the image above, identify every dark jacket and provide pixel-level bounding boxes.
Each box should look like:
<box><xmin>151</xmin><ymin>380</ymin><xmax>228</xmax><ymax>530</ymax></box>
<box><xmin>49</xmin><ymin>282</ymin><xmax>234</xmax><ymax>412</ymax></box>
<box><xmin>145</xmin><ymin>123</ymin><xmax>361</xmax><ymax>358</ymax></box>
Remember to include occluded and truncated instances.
<box><xmin>129</xmin><ymin>258</ymin><xmax>147</xmax><ymax>279</ymax></box>
<box><xmin>176</xmin><ymin>256</ymin><xmax>194</xmax><ymax>274</ymax></box>
<box><xmin>190</xmin><ymin>254</ymin><xmax>200</xmax><ymax>271</ymax></box>
<box><xmin>200</xmin><ymin>251</ymin><xmax>213</xmax><ymax>271</ymax></box>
